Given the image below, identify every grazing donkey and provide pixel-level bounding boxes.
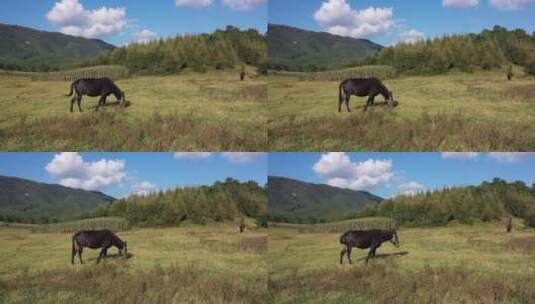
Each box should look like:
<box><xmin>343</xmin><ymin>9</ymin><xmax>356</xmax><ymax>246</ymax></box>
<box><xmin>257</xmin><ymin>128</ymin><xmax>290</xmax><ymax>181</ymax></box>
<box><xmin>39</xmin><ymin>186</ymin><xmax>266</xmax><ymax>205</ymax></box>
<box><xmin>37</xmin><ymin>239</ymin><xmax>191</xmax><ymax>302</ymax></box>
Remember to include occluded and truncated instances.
<box><xmin>66</xmin><ymin>77</ymin><xmax>126</xmax><ymax>112</ymax></box>
<box><xmin>506</xmin><ymin>216</ymin><xmax>513</xmax><ymax>233</ymax></box>
<box><xmin>71</xmin><ymin>229</ymin><xmax>128</xmax><ymax>265</ymax></box>
<box><xmin>239</xmin><ymin>217</ymin><xmax>246</xmax><ymax>233</ymax></box>
<box><xmin>507</xmin><ymin>65</ymin><xmax>513</xmax><ymax>81</ymax></box>
<box><xmin>240</xmin><ymin>66</ymin><xmax>246</xmax><ymax>81</ymax></box>
<box><xmin>339</xmin><ymin>77</ymin><xmax>395</xmax><ymax>112</ymax></box>
<box><xmin>340</xmin><ymin>229</ymin><xmax>399</xmax><ymax>264</ymax></box>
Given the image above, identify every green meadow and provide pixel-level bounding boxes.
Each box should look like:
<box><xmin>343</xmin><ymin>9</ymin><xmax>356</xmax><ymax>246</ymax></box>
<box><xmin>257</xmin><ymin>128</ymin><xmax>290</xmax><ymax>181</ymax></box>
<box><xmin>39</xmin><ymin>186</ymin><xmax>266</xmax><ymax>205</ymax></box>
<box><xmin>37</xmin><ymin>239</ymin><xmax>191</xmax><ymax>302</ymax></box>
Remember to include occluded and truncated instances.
<box><xmin>0</xmin><ymin>67</ymin><xmax>267</xmax><ymax>151</ymax></box>
<box><xmin>268</xmin><ymin>70</ymin><xmax>535</xmax><ymax>151</ymax></box>
<box><xmin>268</xmin><ymin>220</ymin><xmax>535</xmax><ymax>304</ymax></box>
<box><xmin>0</xmin><ymin>223</ymin><xmax>268</xmax><ymax>303</ymax></box>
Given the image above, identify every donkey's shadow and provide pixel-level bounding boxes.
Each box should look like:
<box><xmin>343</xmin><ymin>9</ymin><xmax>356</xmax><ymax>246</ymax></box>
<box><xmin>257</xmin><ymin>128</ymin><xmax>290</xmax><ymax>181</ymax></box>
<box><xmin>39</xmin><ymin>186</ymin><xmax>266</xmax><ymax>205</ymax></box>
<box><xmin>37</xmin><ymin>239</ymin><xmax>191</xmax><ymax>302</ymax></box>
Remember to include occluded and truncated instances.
<box><xmin>87</xmin><ymin>252</ymin><xmax>134</xmax><ymax>262</ymax></box>
<box><xmin>354</xmin><ymin>100</ymin><xmax>399</xmax><ymax>110</ymax></box>
<box><xmin>88</xmin><ymin>100</ymin><xmax>132</xmax><ymax>110</ymax></box>
<box><xmin>356</xmin><ymin>251</ymin><xmax>409</xmax><ymax>262</ymax></box>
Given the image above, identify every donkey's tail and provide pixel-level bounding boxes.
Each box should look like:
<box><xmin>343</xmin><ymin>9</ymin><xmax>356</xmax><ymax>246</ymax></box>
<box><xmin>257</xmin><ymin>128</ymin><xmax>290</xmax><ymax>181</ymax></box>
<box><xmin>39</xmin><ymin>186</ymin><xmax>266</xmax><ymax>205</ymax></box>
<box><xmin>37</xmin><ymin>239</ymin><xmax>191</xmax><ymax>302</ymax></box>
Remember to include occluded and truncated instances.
<box><xmin>66</xmin><ymin>81</ymin><xmax>76</xmax><ymax>97</ymax></box>
<box><xmin>339</xmin><ymin>81</ymin><xmax>344</xmax><ymax>106</ymax></box>
<box><xmin>340</xmin><ymin>232</ymin><xmax>348</xmax><ymax>244</ymax></box>
<box><xmin>71</xmin><ymin>235</ymin><xmax>76</xmax><ymax>264</ymax></box>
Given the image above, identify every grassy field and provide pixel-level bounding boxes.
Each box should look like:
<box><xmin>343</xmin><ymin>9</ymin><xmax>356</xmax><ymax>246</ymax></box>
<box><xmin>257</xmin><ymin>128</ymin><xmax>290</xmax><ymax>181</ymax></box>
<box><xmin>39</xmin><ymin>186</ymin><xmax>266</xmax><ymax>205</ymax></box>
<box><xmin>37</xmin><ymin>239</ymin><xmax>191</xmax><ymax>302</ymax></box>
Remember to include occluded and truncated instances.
<box><xmin>0</xmin><ymin>67</ymin><xmax>267</xmax><ymax>151</ymax></box>
<box><xmin>268</xmin><ymin>220</ymin><xmax>535</xmax><ymax>303</ymax></box>
<box><xmin>0</xmin><ymin>223</ymin><xmax>268</xmax><ymax>303</ymax></box>
<box><xmin>268</xmin><ymin>70</ymin><xmax>535</xmax><ymax>151</ymax></box>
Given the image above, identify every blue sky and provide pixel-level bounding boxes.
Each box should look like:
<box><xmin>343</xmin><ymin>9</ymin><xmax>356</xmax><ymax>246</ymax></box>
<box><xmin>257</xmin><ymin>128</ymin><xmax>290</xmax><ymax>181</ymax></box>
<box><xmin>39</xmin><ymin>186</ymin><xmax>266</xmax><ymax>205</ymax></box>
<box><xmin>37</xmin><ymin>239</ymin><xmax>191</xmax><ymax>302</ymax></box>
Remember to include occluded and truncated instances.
<box><xmin>0</xmin><ymin>152</ymin><xmax>267</xmax><ymax>198</ymax></box>
<box><xmin>269</xmin><ymin>153</ymin><xmax>535</xmax><ymax>198</ymax></box>
<box><xmin>0</xmin><ymin>0</ymin><xmax>267</xmax><ymax>45</ymax></box>
<box><xmin>269</xmin><ymin>0</ymin><xmax>535</xmax><ymax>45</ymax></box>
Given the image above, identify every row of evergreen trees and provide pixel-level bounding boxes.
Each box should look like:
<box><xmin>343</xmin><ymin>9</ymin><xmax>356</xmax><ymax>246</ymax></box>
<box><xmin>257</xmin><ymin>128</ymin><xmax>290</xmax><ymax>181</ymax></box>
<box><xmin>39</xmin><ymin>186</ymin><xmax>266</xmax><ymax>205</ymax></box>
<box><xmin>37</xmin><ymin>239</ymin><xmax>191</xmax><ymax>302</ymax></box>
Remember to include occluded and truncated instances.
<box><xmin>94</xmin><ymin>178</ymin><xmax>267</xmax><ymax>227</ymax></box>
<box><xmin>92</xmin><ymin>26</ymin><xmax>267</xmax><ymax>74</ymax></box>
<box><xmin>363</xmin><ymin>178</ymin><xmax>535</xmax><ymax>227</ymax></box>
<box><xmin>365</xmin><ymin>26</ymin><xmax>535</xmax><ymax>74</ymax></box>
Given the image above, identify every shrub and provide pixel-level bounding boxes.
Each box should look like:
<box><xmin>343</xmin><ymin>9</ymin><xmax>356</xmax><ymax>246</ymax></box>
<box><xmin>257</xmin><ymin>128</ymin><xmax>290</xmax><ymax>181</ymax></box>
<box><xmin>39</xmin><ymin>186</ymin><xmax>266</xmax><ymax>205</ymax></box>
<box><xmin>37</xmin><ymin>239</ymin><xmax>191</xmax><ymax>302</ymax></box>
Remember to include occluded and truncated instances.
<box><xmin>525</xmin><ymin>63</ymin><xmax>535</xmax><ymax>76</ymax></box>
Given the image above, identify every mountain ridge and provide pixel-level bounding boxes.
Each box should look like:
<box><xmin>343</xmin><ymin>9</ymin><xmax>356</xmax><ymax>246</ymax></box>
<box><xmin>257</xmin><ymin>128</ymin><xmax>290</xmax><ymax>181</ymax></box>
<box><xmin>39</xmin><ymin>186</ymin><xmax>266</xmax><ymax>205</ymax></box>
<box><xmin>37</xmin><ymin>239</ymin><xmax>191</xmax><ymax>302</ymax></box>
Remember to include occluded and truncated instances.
<box><xmin>0</xmin><ymin>23</ymin><xmax>115</xmax><ymax>71</ymax></box>
<box><xmin>0</xmin><ymin>175</ymin><xmax>115</xmax><ymax>223</ymax></box>
<box><xmin>267</xmin><ymin>23</ymin><xmax>383</xmax><ymax>71</ymax></box>
<box><xmin>268</xmin><ymin>176</ymin><xmax>383</xmax><ymax>223</ymax></box>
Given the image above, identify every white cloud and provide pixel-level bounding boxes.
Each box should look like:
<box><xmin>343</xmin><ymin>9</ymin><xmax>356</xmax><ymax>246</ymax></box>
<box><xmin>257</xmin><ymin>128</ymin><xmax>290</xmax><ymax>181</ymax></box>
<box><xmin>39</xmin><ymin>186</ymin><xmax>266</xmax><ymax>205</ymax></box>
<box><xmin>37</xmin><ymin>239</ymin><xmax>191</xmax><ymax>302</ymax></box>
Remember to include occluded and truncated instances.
<box><xmin>222</xmin><ymin>0</ymin><xmax>265</xmax><ymax>10</ymax></box>
<box><xmin>313</xmin><ymin>153</ymin><xmax>394</xmax><ymax>191</ymax></box>
<box><xmin>132</xmin><ymin>29</ymin><xmax>158</xmax><ymax>44</ymax></box>
<box><xmin>442</xmin><ymin>0</ymin><xmax>479</xmax><ymax>7</ymax></box>
<box><xmin>130</xmin><ymin>181</ymin><xmax>158</xmax><ymax>196</ymax></box>
<box><xmin>490</xmin><ymin>0</ymin><xmax>535</xmax><ymax>9</ymax></box>
<box><xmin>175</xmin><ymin>0</ymin><xmax>213</xmax><ymax>7</ymax></box>
<box><xmin>45</xmin><ymin>152</ymin><xmax>126</xmax><ymax>191</ymax></box>
<box><xmin>488</xmin><ymin>152</ymin><xmax>535</xmax><ymax>163</ymax></box>
<box><xmin>173</xmin><ymin>152</ymin><xmax>213</xmax><ymax>160</ymax></box>
<box><xmin>441</xmin><ymin>152</ymin><xmax>480</xmax><ymax>160</ymax></box>
<box><xmin>395</xmin><ymin>29</ymin><xmax>425</xmax><ymax>44</ymax></box>
<box><xmin>221</xmin><ymin>152</ymin><xmax>265</xmax><ymax>163</ymax></box>
<box><xmin>397</xmin><ymin>181</ymin><xmax>425</xmax><ymax>196</ymax></box>
<box><xmin>46</xmin><ymin>0</ymin><xmax>127</xmax><ymax>39</ymax></box>
<box><xmin>313</xmin><ymin>0</ymin><xmax>394</xmax><ymax>39</ymax></box>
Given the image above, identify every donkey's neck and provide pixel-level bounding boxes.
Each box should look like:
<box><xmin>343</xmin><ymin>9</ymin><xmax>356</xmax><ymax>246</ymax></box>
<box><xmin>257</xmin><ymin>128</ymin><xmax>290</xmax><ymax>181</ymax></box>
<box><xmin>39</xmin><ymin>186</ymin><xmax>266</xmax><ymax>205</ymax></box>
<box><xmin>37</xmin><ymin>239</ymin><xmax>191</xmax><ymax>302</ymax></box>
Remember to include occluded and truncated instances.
<box><xmin>379</xmin><ymin>85</ymin><xmax>389</xmax><ymax>100</ymax></box>
<box><xmin>112</xmin><ymin>236</ymin><xmax>124</xmax><ymax>249</ymax></box>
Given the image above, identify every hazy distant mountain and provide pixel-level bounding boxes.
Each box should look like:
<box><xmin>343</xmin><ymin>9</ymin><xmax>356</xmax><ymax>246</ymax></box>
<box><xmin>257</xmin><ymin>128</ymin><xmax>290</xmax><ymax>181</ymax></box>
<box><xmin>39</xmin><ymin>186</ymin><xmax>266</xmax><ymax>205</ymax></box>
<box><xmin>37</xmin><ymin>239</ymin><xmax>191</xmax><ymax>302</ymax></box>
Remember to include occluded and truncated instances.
<box><xmin>0</xmin><ymin>23</ymin><xmax>115</xmax><ymax>71</ymax></box>
<box><xmin>267</xmin><ymin>23</ymin><xmax>383</xmax><ymax>71</ymax></box>
<box><xmin>0</xmin><ymin>175</ymin><xmax>115</xmax><ymax>222</ymax></box>
<box><xmin>268</xmin><ymin>176</ymin><xmax>383</xmax><ymax>222</ymax></box>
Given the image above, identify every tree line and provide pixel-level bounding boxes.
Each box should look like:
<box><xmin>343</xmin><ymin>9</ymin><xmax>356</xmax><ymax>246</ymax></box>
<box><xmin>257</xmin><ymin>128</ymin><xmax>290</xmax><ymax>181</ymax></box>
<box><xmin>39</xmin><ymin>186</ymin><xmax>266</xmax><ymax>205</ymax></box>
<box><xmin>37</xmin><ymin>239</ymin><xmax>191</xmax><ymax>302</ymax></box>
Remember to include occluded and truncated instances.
<box><xmin>364</xmin><ymin>26</ymin><xmax>535</xmax><ymax>75</ymax></box>
<box><xmin>93</xmin><ymin>178</ymin><xmax>268</xmax><ymax>227</ymax></box>
<box><xmin>91</xmin><ymin>26</ymin><xmax>267</xmax><ymax>74</ymax></box>
<box><xmin>362</xmin><ymin>178</ymin><xmax>535</xmax><ymax>227</ymax></box>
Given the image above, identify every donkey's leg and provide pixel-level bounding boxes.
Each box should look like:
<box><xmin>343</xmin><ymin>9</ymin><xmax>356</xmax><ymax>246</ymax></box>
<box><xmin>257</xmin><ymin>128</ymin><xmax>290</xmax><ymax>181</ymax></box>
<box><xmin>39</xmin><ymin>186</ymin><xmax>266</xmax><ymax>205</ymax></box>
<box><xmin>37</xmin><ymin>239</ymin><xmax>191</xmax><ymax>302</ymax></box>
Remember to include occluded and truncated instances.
<box><xmin>96</xmin><ymin>96</ymin><xmax>106</xmax><ymax>111</ymax></box>
<box><xmin>77</xmin><ymin>96</ymin><xmax>83</xmax><ymax>113</ymax></box>
<box><xmin>364</xmin><ymin>96</ymin><xmax>374</xmax><ymax>112</ymax></box>
<box><xmin>340</xmin><ymin>246</ymin><xmax>347</xmax><ymax>264</ymax></box>
<box><xmin>70</xmin><ymin>97</ymin><xmax>76</xmax><ymax>113</ymax></box>
<box><xmin>347</xmin><ymin>246</ymin><xmax>353</xmax><ymax>265</ymax></box>
<box><xmin>97</xmin><ymin>248</ymin><xmax>106</xmax><ymax>264</ymax></box>
<box><xmin>366</xmin><ymin>248</ymin><xmax>374</xmax><ymax>263</ymax></box>
<box><xmin>71</xmin><ymin>247</ymin><xmax>76</xmax><ymax>265</ymax></box>
<box><xmin>97</xmin><ymin>244</ymin><xmax>109</xmax><ymax>264</ymax></box>
<box><xmin>345</xmin><ymin>96</ymin><xmax>351</xmax><ymax>112</ymax></box>
<box><xmin>339</xmin><ymin>95</ymin><xmax>343</xmax><ymax>113</ymax></box>
<box><xmin>78</xmin><ymin>248</ymin><xmax>84</xmax><ymax>264</ymax></box>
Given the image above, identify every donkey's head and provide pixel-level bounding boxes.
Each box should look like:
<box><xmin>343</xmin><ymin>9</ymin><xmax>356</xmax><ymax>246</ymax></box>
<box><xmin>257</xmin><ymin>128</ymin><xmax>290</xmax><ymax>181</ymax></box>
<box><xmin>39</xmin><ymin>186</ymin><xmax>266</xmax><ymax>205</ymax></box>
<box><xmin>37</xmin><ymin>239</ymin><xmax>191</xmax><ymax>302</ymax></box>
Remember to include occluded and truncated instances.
<box><xmin>117</xmin><ymin>240</ymin><xmax>128</xmax><ymax>257</ymax></box>
<box><xmin>390</xmin><ymin>230</ymin><xmax>400</xmax><ymax>247</ymax></box>
<box><xmin>120</xmin><ymin>91</ymin><xmax>128</xmax><ymax>106</ymax></box>
<box><xmin>122</xmin><ymin>241</ymin><xmax>128</xmax><ymax>257</ymax></box>
<box><xmin>388</xmin><ymin>91</ymin><xmax>398</xmax><ymax>107</ymax></box>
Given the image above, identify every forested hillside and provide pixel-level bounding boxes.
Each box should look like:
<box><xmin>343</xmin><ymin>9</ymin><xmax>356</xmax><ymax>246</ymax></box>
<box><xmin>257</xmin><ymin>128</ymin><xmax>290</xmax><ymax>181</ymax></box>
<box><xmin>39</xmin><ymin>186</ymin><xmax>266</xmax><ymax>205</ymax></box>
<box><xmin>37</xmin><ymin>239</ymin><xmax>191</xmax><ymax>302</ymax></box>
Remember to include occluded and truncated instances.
<box><xmin>268</xmin><ymin>176</ymin><xmax>382</xmax><ymax>223</ymax></box>
<box><xmin>94</xmin><ymin>178</ymin><xmax>267</xmax><ymax>226</ymax></box>
<box><xmin>367</xmin><ymin>26</ymin><xmax>535</xmax><ymax>74</ymax></box>
<box><xmin>267</xmin><ymin>24</ymin><xmax>382</xmax><ymax>71</ymax></box>
<box><xmin>0</xmin><ymin>23</ymin><xmax>114</xmax><ymax>71</ymax></box>
<box><xmin>365</xmin><ymin>178</ymin><xmax>535</xmax><ymax>227</ymax></box>
<box><xmin>0</xmin><ymin>175</ymin><xmax>114</xmax><ymax>223</ymax></box>
<box><xmin>93</xmin><ymin>26</ymin><xmax>266</xmax><ymax>74</ymax></box>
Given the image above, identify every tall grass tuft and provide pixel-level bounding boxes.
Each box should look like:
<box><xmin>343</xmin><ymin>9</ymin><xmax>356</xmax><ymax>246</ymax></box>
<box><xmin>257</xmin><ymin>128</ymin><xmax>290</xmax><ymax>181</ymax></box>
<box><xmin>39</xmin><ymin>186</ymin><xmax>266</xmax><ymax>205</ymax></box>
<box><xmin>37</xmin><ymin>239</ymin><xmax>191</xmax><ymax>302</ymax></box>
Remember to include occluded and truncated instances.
<box><xmin>270</xmin><ymin>262</ymin><xmax>535</xmax><ymax>304</ymax></box>
<box><xmin>30</xmin><ymin>65</ymin><xmax>130</xmax><ymax>82</ymax></box>
<box><xmin>269</xmin><ymin>111</ymin><xmax>535</xmax><ymax>151</ymax></box>
<box><xmin>4</xmin><ymin>263</ymin><xmax>268</xmax><ymax>304</ymax></box>
<box><xmin>30</xmin><ymin>217</ymin><xmax>129</xmax><ymax>234</ymax></box>
<box><xmin>295</xmin><ymin>217</ymin><xmax>396</xmax><ymax>234</ymax></box>
<box><xmin>272</xmin><ymin>65</ymin><xmax>397</xmax><ymax>81</ymax></box>
<box><xmin>1</xmin><ymin>111</ymin><xmax>267</xmax><ymax>151</ymax></box>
